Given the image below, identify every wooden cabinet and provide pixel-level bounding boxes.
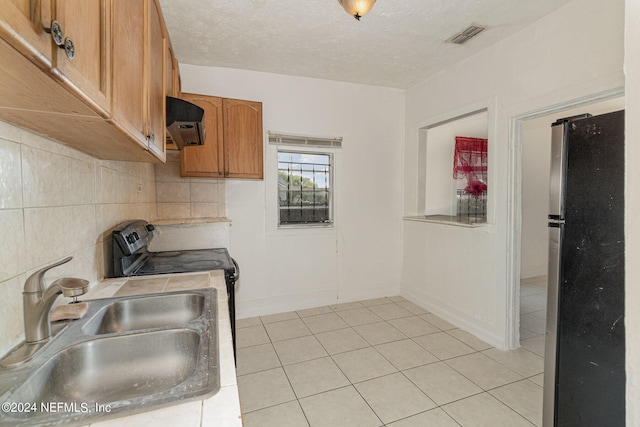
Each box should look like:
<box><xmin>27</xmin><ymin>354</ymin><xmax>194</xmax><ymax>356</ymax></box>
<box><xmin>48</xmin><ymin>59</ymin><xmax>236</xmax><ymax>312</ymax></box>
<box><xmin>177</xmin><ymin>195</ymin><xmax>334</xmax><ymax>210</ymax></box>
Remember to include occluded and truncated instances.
<box><xmin>145</xmin><ymin>0</ymin><xmax>165</xmax><ymax>159</ymax></box>
<box><xmin>0</xmin><ymin>0</ymin><xmax>171</xmax><ymax>162</ymax></box>
<box><xmin>0</xmin><ymin>0</ymin><xmax>110</xmax><ymax>116</ymax></box>
<box><xmin>180</xmin><ymin>94</ymin><xmax>263</xmax><ymax>180</ymax></box>
<box><xmin>0</xmin><ymin>0</ymin><xmax>53</xmax><ymax>68</ymax></box>
<box><xmin>180</xmin><ymin>94</ymin><xmax>224</xmax><ymax>177</ymax></box>
<box><xmin>53</xmin><ymin>0</ymin><xmax>110</xmax><ymax>116</ymax></box>
<box><xmin>223</xmin><ymin>98</ymin><xmax>263</xmax><ymax>179</ymax></box>
<box><xmin>110</xmin><ymin>0</ymin><xmax>165</xmax><ymax>161</ymax></box>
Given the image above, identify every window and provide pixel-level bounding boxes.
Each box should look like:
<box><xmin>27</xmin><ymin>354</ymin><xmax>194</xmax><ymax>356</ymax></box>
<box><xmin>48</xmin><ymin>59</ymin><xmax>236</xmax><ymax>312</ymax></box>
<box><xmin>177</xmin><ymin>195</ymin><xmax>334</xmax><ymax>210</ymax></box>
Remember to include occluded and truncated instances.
<box><xmin>277</xmin><ymin>151</ymin><xmax>333</xmax><ymax>225</ymax></box>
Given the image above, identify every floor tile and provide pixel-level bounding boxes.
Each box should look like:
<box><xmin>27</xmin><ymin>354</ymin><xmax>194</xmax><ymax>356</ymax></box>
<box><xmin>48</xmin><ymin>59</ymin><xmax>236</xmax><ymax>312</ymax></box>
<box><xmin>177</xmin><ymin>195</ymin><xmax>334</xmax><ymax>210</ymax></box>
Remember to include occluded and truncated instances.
<box><xmin>332</xmin><ymin>347</ymin><xmax>397</xmax><ymax>383</ymax></box>
<box><xmin>299</xmin><ymin>386</ymin><xmax>382</xmax><ymax>427</ymax></box>
<box><xmin>446</xmin><ymin>329</ymin><xmax>492</xmax><ymax>351</ymax></box>
<box><xmin>394</xmin><ymin>300</ymin><xmax>429</xmax><ymax>315</ymax></box>
<box><xmin>374</xmin><ymin>339</ymin><xmax>438</xmax><ymax>370</ymax></box>
<box><xmin>443</xmin><ymin>392</ymin><xmax>535</xmax><ymax>427</ymax></box>
<box><xmin>520</xmin><ymin>295</ymin><xmax>547</xmax><ymax>314</ymax></box>
<box><xmin>388</xmin><ymin>316</ymin><xmax>439</xmax><ymax>338</ymax></box>
<box><xmin>419</xmin><ymin>313</ymin><xmax>457</xmax><ymax>330</ymax></box>
<box><xmin>355</xmin><ymin>373</ymin><xmax>436</xmax><ymax>424</ymax></box>
<box><xmin>520</xmin><ymin>313</ymin><xmax>546</xmax><ymax>335</ymax></box>
<box><xmin>412</xmin><ymin>332</ymin><xmax>476</xmax><ymax>360</ymax></box>
<box><xmin>236</xmin><ymin>343</ymin><xmax>281</xmax><ymax>376</ymax></box>
<box><xmin>237</xmin><ymin>316</ymin><xmax>262</xmax><ymax>329</ymax></box>
<box><xmin>264</xmin><ymin>318</ymin><xmax>312</xmax><ymax>342</ymax></box>
<box><xmin>296</xmin><ymin>306</ymin><xmax>333</xmax><ymax>318</ymax></box>
<box><xmin>490</xmin><ymin>379</ymin><xmax>543</xmax><ymax>426</ymax></box>
<box><xmin>403</xmin><ymin>362</ymin><xmax>483</xmax><ymax>406</ymax></box>
<box><xmin>237</xmin><ymin>324</ymin><xmax>271</xmax><ymax>349</ymax></box>
<box><xmin>301</xmin><ymin>312</ymin><xmax>349</xmax><ymax>334</ymax></box>
<box><xmin>243</xmin><ymin>401</ymin><xmax>309</xmax><ymax>427</ymax></box>
<box><xmin>386</xmin><ymin>408</ymin><xmax>460</xmax><ymax>427</ymax></box>
<box><xmin>329</xmin><ymin>301</ymin><xmax>365</xmax><ymax>311</ymax></box>
<box><xmin>388</xmin><ymin>296</ymin><xmax>407</xmax><ymax>303</ymax></box>
<box><xmin>520</xmin><ymin>327</ymin><xmax>540</xmax><ymax>340</ymax></box>
<box><xmin>237</xmin><ymin>367</ymin><xmax>296</xmax><ymax>413</ymax></box>
<box><xmin>272</xmin><ymin>335</ymin><xmax>328</xmax><ymax>365</ymax></box>
<box><xmin>360</xmin><ymin>297</ymin><xmax>394</xmax><ymax>307</ymax></box>
<box><xmin>367</xmin><ymin>303</ymin><xmax>413</xmax><ymax>320</ymax></box>
<box><xmin>336</xmin><ymin>307</ymin><xmax>383</xmax><ymax>326</ymax></box>
<box><xmin>520</xmin><ymin>335</ymin><xmax>546</xmax><ymax>357</ymax></box>
<box><xmin>315</xmin><ymin>327</ymin><xmax>370</xmax><ymax>355</ymax></box>
<box><xmin>445</xmin><ymin>352</ymin><xmax>523</xmax><ymax>390</ymax></box>
<box><xmin>284</xmin><ymin>357</ymin><xmax>350</xmax><ymax>398</ymax></box>
<box><xmin>529</xmin><ymin>373</ymin><xmax>544</xmax><ymax>387</ymax></box>
<box><xmin>353</xmin><ymin>321</ymin><xmax>407</xmax><ymax>345</ymax></box>
<box><xmin>482</xmin><ymin>348</ymin><xmax>544</xmax><ymax>377</ymax></box>
<box><xmin>261</xmin><ymin>311</ymin><xmax>300</xmax><ymax>324</ymax></box>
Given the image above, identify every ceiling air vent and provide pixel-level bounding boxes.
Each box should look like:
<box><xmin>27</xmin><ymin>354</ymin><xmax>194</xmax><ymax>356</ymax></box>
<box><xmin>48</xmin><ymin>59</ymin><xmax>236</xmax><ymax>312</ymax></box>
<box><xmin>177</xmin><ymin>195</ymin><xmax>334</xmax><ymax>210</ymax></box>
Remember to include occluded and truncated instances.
<box><xmin>446</xmin><ymin>24</ymin><xmax>488</xmax><ymax>45</ymax></box>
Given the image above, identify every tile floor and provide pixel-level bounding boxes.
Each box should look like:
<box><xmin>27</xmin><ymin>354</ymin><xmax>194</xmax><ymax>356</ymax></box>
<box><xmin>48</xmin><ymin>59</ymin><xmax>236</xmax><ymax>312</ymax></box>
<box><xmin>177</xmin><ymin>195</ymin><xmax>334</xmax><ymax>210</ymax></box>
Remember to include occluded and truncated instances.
<box><xmin>236</xmin><ymin>291</ymin><xmax>546</xmax><ymax>427</ymax></box>
<box><xmin>519</xmin><ymin>277</ymin><xmax>548</xmax><ymax>358</ymax></box>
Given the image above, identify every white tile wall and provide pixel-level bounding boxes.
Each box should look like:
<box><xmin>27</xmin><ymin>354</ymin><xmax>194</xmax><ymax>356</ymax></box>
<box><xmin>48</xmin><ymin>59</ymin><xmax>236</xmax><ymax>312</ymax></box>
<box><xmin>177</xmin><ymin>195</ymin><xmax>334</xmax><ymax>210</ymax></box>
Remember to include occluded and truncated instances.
<box><xmin>0</xmin><ymin>121</ymin><xmax>157</xmax><ymax>354</ymax></box>
<box><xmin>155</xmin><ymin>151</ymin><xmax>226</xmax><ymax>219</ymax></box>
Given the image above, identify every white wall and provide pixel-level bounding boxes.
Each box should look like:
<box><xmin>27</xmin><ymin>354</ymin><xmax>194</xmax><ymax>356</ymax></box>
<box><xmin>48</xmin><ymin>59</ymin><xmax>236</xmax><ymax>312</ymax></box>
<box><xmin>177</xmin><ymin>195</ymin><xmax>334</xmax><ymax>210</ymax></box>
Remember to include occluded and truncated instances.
<box><xmin>625</xmin><ymin>0</ymin><xmax>640</xmax><ymax>422</ymax></box>
<box><xmin>402</xmin><ymin>0</ymin><xmax>624</xmax><ymax>348</ymax></box>
<box><xmin>180</xmin><ymin>66</ymin><xmax>405</xmax><ymax>317</ymax></box>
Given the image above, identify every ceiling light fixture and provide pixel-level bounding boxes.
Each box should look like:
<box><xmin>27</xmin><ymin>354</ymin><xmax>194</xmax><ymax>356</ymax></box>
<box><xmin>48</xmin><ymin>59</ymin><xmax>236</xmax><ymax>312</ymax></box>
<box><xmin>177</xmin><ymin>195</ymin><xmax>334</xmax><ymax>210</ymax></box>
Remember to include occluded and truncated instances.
<box><xmin>338</xmin><ymin>0</ymin><xmax>376</xmax><ymax>21</ymax></box>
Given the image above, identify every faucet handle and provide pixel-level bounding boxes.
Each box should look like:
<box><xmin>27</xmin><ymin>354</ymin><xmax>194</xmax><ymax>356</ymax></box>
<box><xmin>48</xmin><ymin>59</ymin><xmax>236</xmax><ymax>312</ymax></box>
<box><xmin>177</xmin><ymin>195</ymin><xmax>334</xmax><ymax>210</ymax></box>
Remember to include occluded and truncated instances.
<box><xmin>24</xmin><ymin>256</ymin><xmax>73</xmax><ymax>294</ymax></box>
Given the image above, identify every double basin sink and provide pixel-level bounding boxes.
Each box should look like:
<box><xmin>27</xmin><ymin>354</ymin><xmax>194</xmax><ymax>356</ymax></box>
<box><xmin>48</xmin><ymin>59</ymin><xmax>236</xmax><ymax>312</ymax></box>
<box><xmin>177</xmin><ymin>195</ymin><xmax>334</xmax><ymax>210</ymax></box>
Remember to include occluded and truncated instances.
<box><xmin>0</xmin><ymin>288</ymin><xmax>219</xmax><ymax>426</ymax></box>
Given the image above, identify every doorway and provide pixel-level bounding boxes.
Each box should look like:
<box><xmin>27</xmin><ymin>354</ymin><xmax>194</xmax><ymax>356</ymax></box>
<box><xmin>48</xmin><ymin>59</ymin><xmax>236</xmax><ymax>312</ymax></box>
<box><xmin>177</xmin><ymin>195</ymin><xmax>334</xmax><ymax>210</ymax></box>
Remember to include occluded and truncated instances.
<box><xmin>512</xmin><ymin>93</ymin><xmax>624</xmax><ymax>350</ymax></box>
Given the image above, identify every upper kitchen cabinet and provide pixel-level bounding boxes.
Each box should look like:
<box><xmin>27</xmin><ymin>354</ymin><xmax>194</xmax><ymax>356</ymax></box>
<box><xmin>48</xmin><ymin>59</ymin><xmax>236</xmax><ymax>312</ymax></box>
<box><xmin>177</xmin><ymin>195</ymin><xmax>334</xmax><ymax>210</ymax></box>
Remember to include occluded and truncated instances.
<box><xmin>110</xmin><ymin>0</ymin><xmax>166</xmax><ymax>161</ymax></box>
<box><xmin>53</xmin><ymin>0</ymin><xmax>110</xmax><ymax>116</ymax></box>
<box><xmin>0</xmin><ymin>0</ymin><xmax>172</xmax><ymax>162</ymax></box>
<box><xmin>181</xmin><ymin>95</ymin><xmax>263</xmax><ymax>180</ymax></box>
<box><xmin>0</xmin><ymin>0</ymin><xmax>53</xmax><ymax>68</ymax></box>
<box><xmin>0</xmin><ymin>0</ymin><xmax>110</xmax><ymax>115</ymax></box>
<box><xmin>224</xmin><ymin>99</ymin><xmax>263</xmax><ymax>179</ymax></box>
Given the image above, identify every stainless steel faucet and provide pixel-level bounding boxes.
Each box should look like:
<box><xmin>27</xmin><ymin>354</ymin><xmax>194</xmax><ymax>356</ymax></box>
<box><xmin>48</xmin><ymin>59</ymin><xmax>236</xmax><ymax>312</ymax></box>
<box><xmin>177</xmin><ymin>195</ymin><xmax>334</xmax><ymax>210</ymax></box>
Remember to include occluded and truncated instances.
<box><xmin>23</xmin><ymin>256</ymin><xmax>89</xmax><ymax>343</ymax></box>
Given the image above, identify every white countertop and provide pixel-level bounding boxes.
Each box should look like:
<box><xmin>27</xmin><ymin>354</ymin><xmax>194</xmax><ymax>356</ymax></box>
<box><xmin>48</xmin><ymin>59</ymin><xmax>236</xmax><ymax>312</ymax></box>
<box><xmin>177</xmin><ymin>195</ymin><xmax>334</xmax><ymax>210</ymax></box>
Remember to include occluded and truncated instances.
<box><xmin>82</xmin><ymin>271</ymin><xmax>242</xmax><ymax>427</ymax></box>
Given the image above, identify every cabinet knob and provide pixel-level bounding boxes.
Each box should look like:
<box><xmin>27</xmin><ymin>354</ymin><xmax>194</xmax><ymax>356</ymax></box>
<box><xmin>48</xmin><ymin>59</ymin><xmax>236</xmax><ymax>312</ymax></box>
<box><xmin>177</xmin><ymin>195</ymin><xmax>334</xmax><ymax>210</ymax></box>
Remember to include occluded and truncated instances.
<box><xmin>63</xmin><ymin>38</ymin><xmax>75</xmax><ymax>60</ymax></box>
<box><xmin>148</xmin><ymin>133</ymin><xmax>156</xmax><ymax>143</ymax></box>
<box><xmin>45</xmin><ymin>20</ymin><xmax>64</xmax><ymax>46</ymax></box>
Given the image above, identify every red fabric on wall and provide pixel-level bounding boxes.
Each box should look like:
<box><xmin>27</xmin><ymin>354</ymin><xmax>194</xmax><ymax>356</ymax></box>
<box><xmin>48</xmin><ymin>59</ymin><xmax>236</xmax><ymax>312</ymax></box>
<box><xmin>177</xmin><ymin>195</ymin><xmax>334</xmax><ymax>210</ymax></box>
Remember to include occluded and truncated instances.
<box><xmin>453</xmin><ymin>136</ymin><xmax>488</xmax><ymax>197</ymax></box>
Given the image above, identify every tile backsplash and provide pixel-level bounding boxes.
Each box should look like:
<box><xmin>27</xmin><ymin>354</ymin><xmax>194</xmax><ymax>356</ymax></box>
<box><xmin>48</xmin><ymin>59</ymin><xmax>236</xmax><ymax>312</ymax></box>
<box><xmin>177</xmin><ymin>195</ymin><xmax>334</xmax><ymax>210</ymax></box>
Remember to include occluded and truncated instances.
<box><xmin>155</xmin><ymin>151</ymin><xmax>226</xmax><ymax>219</ymax></box>
<box><xmin>0</xmin><ymin>122</ymin><xmax>226</xmax><ymax>355</ymax></box>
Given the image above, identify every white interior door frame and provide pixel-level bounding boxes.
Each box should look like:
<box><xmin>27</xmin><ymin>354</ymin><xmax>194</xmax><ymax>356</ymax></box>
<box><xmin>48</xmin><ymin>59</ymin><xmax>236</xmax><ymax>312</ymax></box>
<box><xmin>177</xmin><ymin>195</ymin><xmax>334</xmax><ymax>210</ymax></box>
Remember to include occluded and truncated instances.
<box><xmin>505</xmin><ymin>87</ymin><xmax>625</xmax><ymax>349</ymax></box>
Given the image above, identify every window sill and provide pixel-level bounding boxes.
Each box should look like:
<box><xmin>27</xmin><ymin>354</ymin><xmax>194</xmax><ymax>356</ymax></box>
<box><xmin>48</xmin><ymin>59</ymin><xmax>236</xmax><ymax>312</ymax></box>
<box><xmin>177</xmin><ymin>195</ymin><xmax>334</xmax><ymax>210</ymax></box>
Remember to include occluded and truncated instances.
<box><xmin>403</xmin><ymin>215</ymin><xmax>487</xmax><ymax>228</ymax></box>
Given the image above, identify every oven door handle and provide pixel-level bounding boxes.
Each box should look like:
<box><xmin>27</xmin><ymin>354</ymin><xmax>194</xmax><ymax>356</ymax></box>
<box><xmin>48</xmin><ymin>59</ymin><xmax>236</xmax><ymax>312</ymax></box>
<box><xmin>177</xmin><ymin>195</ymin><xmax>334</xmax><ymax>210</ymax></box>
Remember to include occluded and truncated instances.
<box><xmin>232</xmin><ymin>257</ymin><xmax>240</xmax><ymax>284</ymax></box>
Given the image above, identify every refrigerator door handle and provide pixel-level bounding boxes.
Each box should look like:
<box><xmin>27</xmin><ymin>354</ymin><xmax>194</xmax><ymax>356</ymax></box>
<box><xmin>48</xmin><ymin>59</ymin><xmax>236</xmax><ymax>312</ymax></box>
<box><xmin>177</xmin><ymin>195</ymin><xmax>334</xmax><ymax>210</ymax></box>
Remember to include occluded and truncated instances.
<box><xmin>543</xmin><ymin>224</ymin><xmax>562</xmax><ymax>427</ymax></box>
<box><xmin>549</xmin><ymin>124</ymin><xmax>567</xmax><ymax>218</ymax></box>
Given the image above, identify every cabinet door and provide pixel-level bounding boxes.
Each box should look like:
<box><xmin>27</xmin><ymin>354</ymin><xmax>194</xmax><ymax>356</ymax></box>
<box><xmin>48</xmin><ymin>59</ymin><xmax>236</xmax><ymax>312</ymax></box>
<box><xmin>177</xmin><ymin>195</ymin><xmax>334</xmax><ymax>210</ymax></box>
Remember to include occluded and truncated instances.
<box><xmin>223</xmin><ymin>98</ymin><xmax>263</xmax><ymax>179</ymax></box>
<box><xmin>54</xmin><ymin>0</ymin><xmax>110</xmax><ymax>116</ymax></box>
<box><xmin>110</xmin><ymin>0</ymin><xmax>146</xmax><ymax>148</ymax></box>
<box><xmin>180</xmin><ymin>94</ymin><xmax>224</xmax><ymax>177</ymax></box>
<box><xmin>0</xmin><ymin>0</ymin><xmax>53</xmax><ymax>68</ymax></box>
<box><xmin>145</xmin><ymin>0</ymin><xmax>165</xmax><ymax>160</ymax></box>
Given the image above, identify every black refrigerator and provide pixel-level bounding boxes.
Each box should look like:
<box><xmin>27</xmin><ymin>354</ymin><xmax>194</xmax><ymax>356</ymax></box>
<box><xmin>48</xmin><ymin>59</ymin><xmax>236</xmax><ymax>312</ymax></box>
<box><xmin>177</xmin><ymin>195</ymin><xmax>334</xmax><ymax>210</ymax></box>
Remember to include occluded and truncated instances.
<box><xmin>543</xmin><ymin>110</ymin><xmax>625</xmax><ymax>426</ymax></box>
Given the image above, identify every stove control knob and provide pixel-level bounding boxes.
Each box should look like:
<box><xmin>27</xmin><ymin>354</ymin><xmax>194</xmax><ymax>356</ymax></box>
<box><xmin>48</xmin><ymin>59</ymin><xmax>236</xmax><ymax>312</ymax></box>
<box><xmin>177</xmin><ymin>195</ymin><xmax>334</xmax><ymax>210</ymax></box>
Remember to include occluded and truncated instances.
<box><xmin>126</xmin><ymin>234</ymin><xmax>136</xmax><ymax>244</ymax></box>
<box><xmin>146</xmin><ymin>224</ymin><xmax>155</xmax><ymax>232</ymax></box>
<box><xmin>133</xmin><ymin>232</ymin><xmax>140</xmax><ymax>240</ymax></box>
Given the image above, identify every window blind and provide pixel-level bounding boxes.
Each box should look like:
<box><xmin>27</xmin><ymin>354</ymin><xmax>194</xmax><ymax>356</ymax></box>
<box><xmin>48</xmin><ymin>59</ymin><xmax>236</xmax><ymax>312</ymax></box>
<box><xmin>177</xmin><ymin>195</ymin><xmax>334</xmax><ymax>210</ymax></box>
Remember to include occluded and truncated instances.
<box><xmin>268</xmin><ymin>131</ymin><xmax>342</xmax><ymax>148</ymax></box>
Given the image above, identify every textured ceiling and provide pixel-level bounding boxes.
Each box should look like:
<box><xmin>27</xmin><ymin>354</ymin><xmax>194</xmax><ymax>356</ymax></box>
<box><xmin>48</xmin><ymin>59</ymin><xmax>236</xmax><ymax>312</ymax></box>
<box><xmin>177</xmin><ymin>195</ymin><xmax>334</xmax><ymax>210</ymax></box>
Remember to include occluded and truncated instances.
<box><xmin>159</xmin><ymin>0</ymin><xmax>572</xmax><ymax>89</ymax></box>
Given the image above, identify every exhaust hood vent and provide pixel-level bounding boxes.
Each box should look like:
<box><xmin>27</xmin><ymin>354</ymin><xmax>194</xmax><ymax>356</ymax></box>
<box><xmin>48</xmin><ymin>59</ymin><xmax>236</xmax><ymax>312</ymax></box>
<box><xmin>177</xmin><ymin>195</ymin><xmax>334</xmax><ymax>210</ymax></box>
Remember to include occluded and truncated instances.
<box><xmin>446</xmin><ymin>24</ymin><xmax>488</xmax><ymax>45</ymax></box>
<box><xmin>166</xmin><ymin>96</ymin><xmax>206</xmax><ymax>149</ymax></box>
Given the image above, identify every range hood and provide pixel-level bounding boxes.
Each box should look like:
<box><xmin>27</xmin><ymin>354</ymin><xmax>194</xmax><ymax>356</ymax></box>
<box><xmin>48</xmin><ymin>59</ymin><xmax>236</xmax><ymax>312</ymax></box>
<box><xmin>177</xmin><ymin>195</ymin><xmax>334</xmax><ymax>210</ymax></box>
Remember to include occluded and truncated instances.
<box><xmin>166</xmin><ymin>96</ymin><xmax>206</xmax><ymax>149</ymax></box>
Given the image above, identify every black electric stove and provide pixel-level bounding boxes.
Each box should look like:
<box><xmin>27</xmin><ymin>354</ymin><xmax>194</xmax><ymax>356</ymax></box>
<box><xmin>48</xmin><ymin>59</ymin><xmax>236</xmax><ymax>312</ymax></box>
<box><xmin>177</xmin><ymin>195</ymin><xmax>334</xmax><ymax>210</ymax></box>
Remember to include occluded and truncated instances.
<box><xmin>110</xmin><ymin>219</ymin><xmax>239</xmax><ymax>356</ymax></box>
